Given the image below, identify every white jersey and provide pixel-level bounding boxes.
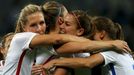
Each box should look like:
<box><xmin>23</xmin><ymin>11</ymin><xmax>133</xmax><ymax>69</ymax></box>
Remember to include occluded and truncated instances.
<box><xmin>35</xmin><ymin>46</ymin><xmax>56</xmax><ymax>75</ymax></box>
<box><xmin>73</xmin><ymin>53</ymin><xmax>90</xmax><ymax>58</ymax></box>
<box><xmin>0</xmin><ymin>60</ymin><xmax>4</xmax><ymax>75</ymax></box>
<box><xmin>35</xmin><ymin>46</ymin><xmax>55</xmax><ymax>65</ymax></box>
<box><xmin>2</xmin><ymin>32</ymin><xmax>37</xmax><ymax>75</ymax></box>
<box><xmin>100</xmin><ymin>51</ymin><xmax>134</xmax><ymax>75</ymax></box>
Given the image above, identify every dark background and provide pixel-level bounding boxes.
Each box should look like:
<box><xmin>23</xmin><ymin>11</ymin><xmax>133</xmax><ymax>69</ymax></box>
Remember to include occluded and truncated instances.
<box><xmin>0</xmin><ymin>0</ymin><xmax>134</xmax><ymax>51</ymax></box>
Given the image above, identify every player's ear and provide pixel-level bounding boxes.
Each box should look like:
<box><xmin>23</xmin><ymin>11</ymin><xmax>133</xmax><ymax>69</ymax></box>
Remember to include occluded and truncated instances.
<box><xmin>77</xmin><ymin>28</ymin><xmax>84</xmax><ymax>36</ymax></box>
<box><xmin>100</xmin><ymin>30</ymin><xmax>106</xmax><ymax>40</ymax></box>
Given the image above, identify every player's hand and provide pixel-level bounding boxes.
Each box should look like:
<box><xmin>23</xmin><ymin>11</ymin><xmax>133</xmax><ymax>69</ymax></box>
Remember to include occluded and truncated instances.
<box><xmin>32</xmin><ymin>65</ymin><xmax>43</xmax><ymax>75</ymax></box>
<box><xmin>111</xmin><ymin>40</ymin><xmax>131</xmax><ymax>53</ymax></box>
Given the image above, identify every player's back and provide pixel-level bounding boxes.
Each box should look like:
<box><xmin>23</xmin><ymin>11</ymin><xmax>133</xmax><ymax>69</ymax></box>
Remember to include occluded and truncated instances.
<box><xmin>101</xmin><ymin>51</ymin><xmax>134</xmax><ymax>75</ymax></box>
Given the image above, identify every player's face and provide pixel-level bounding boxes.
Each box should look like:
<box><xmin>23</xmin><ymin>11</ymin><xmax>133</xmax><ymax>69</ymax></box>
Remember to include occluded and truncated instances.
<box><xmin>55</xmin><ymin>9</ymin><xmax>68</xmax><ymax>34</ymax></box>
<box><xmin>24</xmin><ymin>12</ymin><xmax>46</xmax><ymax>34</ymax></box>
<box><xmin>59</xmin><ymin>14</ymin><xmax>82</xmax><ymax>36</ymax></box>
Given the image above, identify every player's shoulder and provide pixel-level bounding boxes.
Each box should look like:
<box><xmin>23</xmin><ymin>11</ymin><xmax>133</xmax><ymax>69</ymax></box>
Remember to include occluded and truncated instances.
<box><xmin>14</xmin><ymin>32</ymin><xmax>37</xmax><ymax>38</ymax></box>
<box><xmin>16</xmin><ymin>32</ymin><xmax>37</xmax><ymax>36</ymax></box>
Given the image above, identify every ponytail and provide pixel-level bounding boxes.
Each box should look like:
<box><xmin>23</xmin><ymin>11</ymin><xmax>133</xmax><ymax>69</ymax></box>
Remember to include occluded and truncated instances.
<box><xmin>114</xmin><ymin>23</ymin><xmax>124</xmax><ymax>40</ymax></box>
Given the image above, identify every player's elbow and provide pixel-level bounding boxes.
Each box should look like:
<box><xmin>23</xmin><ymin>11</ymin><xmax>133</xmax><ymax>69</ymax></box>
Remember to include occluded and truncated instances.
<box><xmin>85</xmin><ymin>62</ymin><xmax>95</xmax><ymax>69</ymax></box>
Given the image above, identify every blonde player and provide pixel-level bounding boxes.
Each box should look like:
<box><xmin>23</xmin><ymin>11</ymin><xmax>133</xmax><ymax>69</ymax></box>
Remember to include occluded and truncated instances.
<box><xmin>2</xmin><ymin>4</ymin><xmax>88</xmax><ymax>75</ymax></box>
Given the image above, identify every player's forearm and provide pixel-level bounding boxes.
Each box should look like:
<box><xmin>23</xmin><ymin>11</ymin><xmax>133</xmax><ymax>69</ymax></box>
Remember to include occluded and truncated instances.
<box><xmin>86</xmin><ymin>40</ymin><xmax>130</xmax><ymax>54</ymax></box>
<box><xmin>51</xmin><ymin>58</ymin><xmax>89</xmax><ymax>69</ymax></box>
<box><xmin>84</xmin><ymin>40</ymin><xmax>114</xmax><ymax>53</ymax></box>
<box><xmin>56</xmin><ymin>42</ymin><xmax>89</xmax><ymax>54</ymax></box>
<box><xmin>56</xmin><ymin>40</ymin><xmax>113</xmax><ymax>54</ymax></box>
<box><xmin>50</xmin><ymin>54</ymin><xmax>104</xmax><ymax>69</ymax></box>
<box><xmin>30</xmin><ymin>34</ymin><xmax>81</xmax><ymax>47</ymax></box>
<box><xmin>30</xmin><ymin>34</ymin><xmax>63</xmax><ymax>47</ymax></box>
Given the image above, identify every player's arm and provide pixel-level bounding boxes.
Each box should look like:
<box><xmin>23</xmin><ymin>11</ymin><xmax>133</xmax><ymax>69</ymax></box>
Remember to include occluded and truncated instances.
<box><xmin>43</xmin><ymin>53</ymin><xmax>104</xmax><ymax>69</ymax></box>
<box><xmin>31</xmin><ymin>54</ymin><xmax>104</xmax><ymax>74</ymax></box>
<box><xmin>30</xmin><ymin>34</ymin><xmax>87</xmax><ymax>48</ymax></box>
<box><xmin>56</xmin><ymin>40</ymin><xmax>130</xmax><ymax>54</ymax></box>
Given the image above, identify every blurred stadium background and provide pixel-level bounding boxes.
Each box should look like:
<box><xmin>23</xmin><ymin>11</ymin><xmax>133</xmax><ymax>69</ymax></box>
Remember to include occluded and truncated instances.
<box><xmin>0</xmin><ymin>0</ymin><xmax>134</xmax><ymax>51</ymax></box>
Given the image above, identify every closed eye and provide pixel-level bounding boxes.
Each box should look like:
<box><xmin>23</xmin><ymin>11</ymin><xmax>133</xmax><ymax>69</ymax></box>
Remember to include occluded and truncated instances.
<box><xmin>30</xmin><ymin>23</ymin><xmax>37</xmax><ymax>27</ymax></box>
<box><xmin>40</xmin><ymin>21</ymin><xmax>45</xmax><ymax>25</ymax></box>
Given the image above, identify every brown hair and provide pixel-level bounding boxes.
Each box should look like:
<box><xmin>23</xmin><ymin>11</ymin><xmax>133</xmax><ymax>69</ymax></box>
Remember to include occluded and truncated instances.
<box><xmin>0</xmin><ymin>46</ymin><xmax>4</xmax><ymax>60</ymax></box>
<box><xmin>69</xmin><ymin>10</ymin><xmax>95</xmax><ymax>39</ymax></box>
<box><xmin>91</xmin><ymin>16</ymin><xmax>124</xmax><ymax>40</ymax></box>
<box><xmin>15</xmin><ymin>4</ymin><xmax>42</xmax><ymax>33</ymax></box>
<box><xmin>114</xmin><ymin>23</ymin><xmax>124</xmax><ymax>40</ymax></box>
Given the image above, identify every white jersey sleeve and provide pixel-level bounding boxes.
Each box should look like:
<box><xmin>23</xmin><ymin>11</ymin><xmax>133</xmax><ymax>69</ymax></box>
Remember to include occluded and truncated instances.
<box><xmin>100</xmin><ymin>51</ymin><xmax>117</xmax><ymax>66</ymax></box>
<box><xmin>100</xmin><ymin>51</ymin><xmax>134</xmax><ymax>75</ymax></box>
<box><xmin>12</xmin><ymin>32</ymin><xmax>37</xmax><ymax>51</ymax></box>
<box><xmin>2</xmin><ymin>32</ymin><xmax>37</xmax><ymax>75</ymax></box>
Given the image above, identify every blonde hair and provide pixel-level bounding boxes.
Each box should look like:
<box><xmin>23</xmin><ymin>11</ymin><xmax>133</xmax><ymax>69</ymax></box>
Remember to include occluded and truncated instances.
<box><xmin>15</xmin><ymin>4</ymin><xmax>42</xmax><ymax>33</ymax></box>
<box><xmin>1</xmin><ymin>32</ymin><xmax>15</xmax><ymax>59</ymax></box>
<box><xmin>42</xmin><ymin>1</ymin><xmax>68</xmax><ymax>33</ymax></box>
<box><xmin>42</xmin><ymin>1</ymin><xmax>66</xmax><ymax>17</ymax></box>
